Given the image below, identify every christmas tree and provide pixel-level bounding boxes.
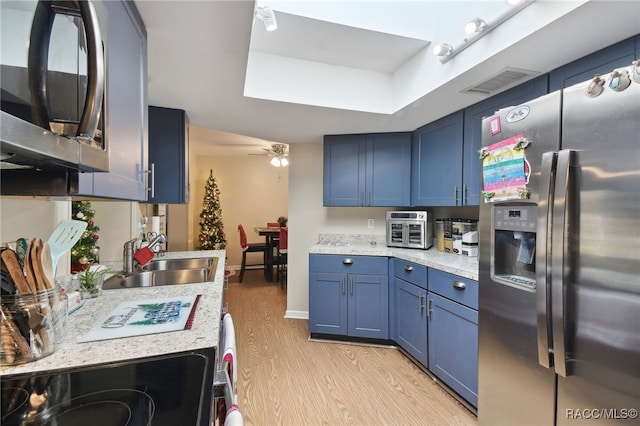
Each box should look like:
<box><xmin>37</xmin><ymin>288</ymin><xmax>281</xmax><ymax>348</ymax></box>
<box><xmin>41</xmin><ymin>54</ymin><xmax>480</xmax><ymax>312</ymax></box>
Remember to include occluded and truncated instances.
<box><xmin>198</xmin><ymin>170</ymin><xmax>227</xmax><ymax>250</ymax></box>
<box><xmin>71</xmin><ymin>201</ymin><xmax>101</xmax><ymax>272</ymax></box>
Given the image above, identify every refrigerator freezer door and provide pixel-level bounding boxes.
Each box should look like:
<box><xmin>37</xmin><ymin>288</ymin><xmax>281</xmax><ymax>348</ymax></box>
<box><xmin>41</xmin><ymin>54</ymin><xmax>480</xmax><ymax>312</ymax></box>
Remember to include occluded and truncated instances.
<box><xmin>478</xmin><ymin>91</ymin><xmax>561</xmax><ymax>426</ymax></box>
<box><xmin>555</xmin><ymin>74</ymin><xmax>640</xmax><ymax>424</ymax></box>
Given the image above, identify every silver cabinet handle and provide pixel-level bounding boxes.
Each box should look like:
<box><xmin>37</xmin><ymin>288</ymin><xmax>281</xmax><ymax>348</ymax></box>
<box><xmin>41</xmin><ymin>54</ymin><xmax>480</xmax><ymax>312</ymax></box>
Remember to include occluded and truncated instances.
<box><xmin>452</xmin><ymin>280</ymin><xmax>466</xmax><ymax>290</ymax></box>
<box><xmin>342</xmin><ymin>277</ymin><xmax>346</xmax><ymax>295</ymax></box>
<box><xmin>145</xmin><ymin>162</ymin><xmax>155</xmax><ymax>199</ymax></box>
<box><xmin>350</xmin><ymin>277</ymin><xmax>354</xmax><ymax>296</ymax></box>
<box><xmin>464</xmin><ymin>185</ymin><xmax>468</xmax><ymax>205</ymax></box>
<box><xmin>342</xmin><ymin>258</ymin><xmax>353</xmax><ymax>265</ymax></box>
<box><xmin>426</xmin><ymin>297</ymin><xmax>432</xmax><ymax>318</ymax></box>
<box><xmin>403</xmin><ymin>265</ymin><xmax>413</xmax><ymax>272</ymax></box>
<box><xmin>418</xmin><ymin>292</ymin><xmax>425</xmax><ymax>313</ymax></box>
<box><xmin>454</xmin><ymin>185</ymin><xmax>459</xmax><ymax>205</ymax></box>
<box><xmin>537</xmin><ymin>151</ymin><xmax>557</xmax><ymax>369</ymax></box>
<box><xmin>368</xmin><ymin>191</ymin><xmax>371</xmax><ymax>206</ymax></box>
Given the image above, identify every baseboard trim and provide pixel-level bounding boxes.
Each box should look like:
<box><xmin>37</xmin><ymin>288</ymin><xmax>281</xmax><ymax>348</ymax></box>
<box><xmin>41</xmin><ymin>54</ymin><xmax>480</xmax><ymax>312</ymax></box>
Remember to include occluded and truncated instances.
<box><xmin>284</xmin><ymin>310</ymin><xmax>308</xmax><ymax>320</ymax></box>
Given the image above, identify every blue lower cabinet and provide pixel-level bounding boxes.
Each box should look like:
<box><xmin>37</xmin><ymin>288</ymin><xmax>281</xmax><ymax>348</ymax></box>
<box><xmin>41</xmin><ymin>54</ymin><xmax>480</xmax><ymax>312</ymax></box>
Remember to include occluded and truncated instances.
<box><xmin>309</xmin><ymin>255</ymin><xmax>389</xmax><ymax>339</ymax></box>
<box><xmin>428</xmin><ymin>292</ymin><xmax>478</xmax><ymax>407</ymax></box>
<box><xmin>395</xmin><ymin>278</ymin><xmax>428</xmax><ymax>366</ymax></box>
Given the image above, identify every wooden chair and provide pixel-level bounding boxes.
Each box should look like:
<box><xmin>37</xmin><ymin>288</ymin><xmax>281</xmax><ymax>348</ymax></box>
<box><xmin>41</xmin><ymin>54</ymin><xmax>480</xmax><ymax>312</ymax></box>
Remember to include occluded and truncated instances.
<box><xmin>237</xmin><ymin>224</ymin><xmax>268</xmax><ymax>283</ymax></box>
<box><xmin>276</xmin><ymin>227</ymin><xmax>288</xmax><ymax>289</ymax></box>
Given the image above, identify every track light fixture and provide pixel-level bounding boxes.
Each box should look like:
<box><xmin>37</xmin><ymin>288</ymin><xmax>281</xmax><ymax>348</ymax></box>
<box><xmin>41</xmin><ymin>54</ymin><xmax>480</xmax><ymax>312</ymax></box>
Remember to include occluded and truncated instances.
<box><xmin>255</xmin><ymin>5</ymin><xmax>277</xmax><ymax>32</ymax></box>
<box><xmin>465</xmin><ymin>18</ymin><xmax>487</xmax><ymax>34</ymax></box>
<box><xmin>433</xmin><ymin>43</ymin><xmax>453</xmax><ymax>57</ymax></box>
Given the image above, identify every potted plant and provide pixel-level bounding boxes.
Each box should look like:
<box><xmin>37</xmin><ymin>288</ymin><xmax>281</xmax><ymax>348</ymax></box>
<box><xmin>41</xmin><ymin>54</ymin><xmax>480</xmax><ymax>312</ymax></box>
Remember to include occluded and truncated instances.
<box><xmin>77</xmin><ymin>264</ymin><xmax>109</xmax><ymax>299</ymax></box>
<box><xmin>277</xmin><ymin>216</ymin><xmax>288</xmax><ymax>227</ymax></box>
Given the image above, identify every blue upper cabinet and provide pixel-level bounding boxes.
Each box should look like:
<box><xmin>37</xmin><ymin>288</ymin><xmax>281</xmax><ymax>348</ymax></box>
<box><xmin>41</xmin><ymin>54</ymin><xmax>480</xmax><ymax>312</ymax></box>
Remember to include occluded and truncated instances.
<box><xmin>411</xmin><ymin>111</ymin><xmax>464</xmax><ymax>206</ymax></box>
<box><xmin>549</xmin><ymin>36</ymin><xmax>640</xmax><ymax>91</ymax></box>
<box><xmin>462</xmin><ymin>75</ymin><xmax>548</xmax><ymax>206</ymax></box>
<box><xmin>148</xmin><ymin>106</ymin><xmax>190</xmax><ymax>204</ymax></box>
<box><xmin>76</xmin><ymin>0</ymin><xmax>148</xmax><ymax>201</ymax></box>
<box><xmin>324</xmin><ymin>132</ymin><xmax>411</xmax><ymax>206</ymax></box>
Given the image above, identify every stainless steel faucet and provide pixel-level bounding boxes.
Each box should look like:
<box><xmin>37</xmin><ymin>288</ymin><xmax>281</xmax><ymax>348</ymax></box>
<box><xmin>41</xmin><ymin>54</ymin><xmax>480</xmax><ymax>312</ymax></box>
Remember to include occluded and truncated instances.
<box><xmin>123</xmin><ymin>238</ymin><xmax>138</xmax><ymax>275</ymax></box>
<box><xmin>122</xmin><ymin>234</ymin><xmax>167</xmax><ymax>274</ymax></box>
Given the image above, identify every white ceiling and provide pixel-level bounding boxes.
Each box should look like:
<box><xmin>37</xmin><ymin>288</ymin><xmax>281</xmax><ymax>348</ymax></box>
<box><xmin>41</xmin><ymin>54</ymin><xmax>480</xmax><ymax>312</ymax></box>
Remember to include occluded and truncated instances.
<box><xmin>134</xmin><ymin>1</ymin><xmax>640</xmax><ymax>157</ymax></box>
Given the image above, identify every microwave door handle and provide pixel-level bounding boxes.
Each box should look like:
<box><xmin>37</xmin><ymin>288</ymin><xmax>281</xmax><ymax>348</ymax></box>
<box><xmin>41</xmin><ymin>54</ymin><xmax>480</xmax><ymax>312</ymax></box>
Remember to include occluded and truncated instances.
<box><xmin>76</xmin><ymin>1</ymin><xmax>104</xmax><ymax>141</ymax></box>
<box><xmin>551</xmin><ymin>149</ymin><xmax>576</xmax><ymax>377</ymax></box>
<box><xmin>536</xmin><ymin>151</ymin><xmax>557</xmax><ymax>368</ymax></box>
<box><xmin>27</xmin><ymin>2</ymin><xmax>56</xmax><ymax>129</ymax></box>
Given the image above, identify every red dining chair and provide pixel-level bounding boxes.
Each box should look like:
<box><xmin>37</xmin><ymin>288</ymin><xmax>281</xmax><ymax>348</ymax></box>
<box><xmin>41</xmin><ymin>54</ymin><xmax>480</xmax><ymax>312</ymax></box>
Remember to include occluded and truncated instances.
<box><xmin>276</xmin><ymin>227</ymin><xmax>288</xmax><ymax>290</ymax></box>
<box><xmin>237</xmin><ymin>224</ymin><xmax>268</xmax><ymax>283</ymax></box>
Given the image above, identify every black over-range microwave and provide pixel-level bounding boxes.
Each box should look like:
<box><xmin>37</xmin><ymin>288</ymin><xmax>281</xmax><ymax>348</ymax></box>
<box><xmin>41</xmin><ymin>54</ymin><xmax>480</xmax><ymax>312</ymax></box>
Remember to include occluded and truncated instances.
<box><xmin>0</xmin><ymin>0</ymin><xmax>109</xmax><ymax>174</ymax></box>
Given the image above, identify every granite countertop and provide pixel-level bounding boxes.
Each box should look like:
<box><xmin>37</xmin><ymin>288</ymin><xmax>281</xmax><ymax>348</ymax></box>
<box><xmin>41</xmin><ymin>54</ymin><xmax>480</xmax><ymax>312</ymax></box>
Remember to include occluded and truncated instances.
<box><xmin>309</xmin><ymin>235</ymin><xmax>478</xmax><ymax>280</ymax></box>
<box><xmin>0</xmin><ymin>250</ymin><xmax>226</xmax><ymax>377</ymax></box>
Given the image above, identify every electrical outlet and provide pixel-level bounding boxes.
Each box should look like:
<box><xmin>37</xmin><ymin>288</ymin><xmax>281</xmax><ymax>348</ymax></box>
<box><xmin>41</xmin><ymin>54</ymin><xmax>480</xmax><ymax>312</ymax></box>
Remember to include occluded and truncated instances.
<box><xmin>367</xmin><ymin>218</ymin><xmax>375</xmax><ymax>229</ymax></box>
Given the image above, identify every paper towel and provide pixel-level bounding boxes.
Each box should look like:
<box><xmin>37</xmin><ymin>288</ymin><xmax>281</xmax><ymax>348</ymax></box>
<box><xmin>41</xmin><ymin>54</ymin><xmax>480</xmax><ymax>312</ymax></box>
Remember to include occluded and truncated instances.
<box><xmin>151</xmin><ymin>216</ymin><xmax>161</xmax><ymax>236</ymax></box>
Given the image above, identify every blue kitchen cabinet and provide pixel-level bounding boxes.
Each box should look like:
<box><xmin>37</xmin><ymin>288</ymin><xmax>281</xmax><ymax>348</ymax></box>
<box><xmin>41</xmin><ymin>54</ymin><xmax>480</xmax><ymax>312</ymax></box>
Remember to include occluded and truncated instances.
<box><xmin>411</xmin><ymin>111</ymin><xmax>463</xmax><ymax>206</ymax></box>
<box><xmin>323</xmin><ymin>133</ymin><xmax>411</xmax><ymax>207</ymax></box>
<box><xmin>549</xmin><ymin>35</ymin><xmax>639</xmax><ymax>91</ymax></box>
<box><xmin>427</xmin><ymin>269</ymin><xmax>478</xmax><ymax>407</ymax></box>
<box><xmin>309</xmin><ymin>254</ymin><xmax>389</xmax><ymax>339</ymax></box>
<box><xmin>148</xmin><ymin>106</ymin><xmax>190</xmax><ymax>204</ymax></box>
<box><xmin>462</xmin><ymin>75</ymin><xmax>548</xmax><ymax>206</ymax></box>
<box><xmin>393</xmin><ymin>259</ymin><xmax>429</xmax><ymax>367</ymax></box>
<box><xmin>76</xmin><ymin>0</ymin><xmax>148</xmax><ymax>200</ymax></box>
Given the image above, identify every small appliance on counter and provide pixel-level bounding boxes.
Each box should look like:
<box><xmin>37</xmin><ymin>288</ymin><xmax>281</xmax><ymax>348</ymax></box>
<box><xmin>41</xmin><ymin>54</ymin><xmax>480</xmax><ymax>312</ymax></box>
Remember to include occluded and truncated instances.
<box><xmin>386</xmin><ymin>211</ymin><xmax>433</xmax><ymax>249</ymax></box>
<box><xmin>461</xmin><ymin>231</ymin><xmax>479</xmax><ymax>257</ymax></box>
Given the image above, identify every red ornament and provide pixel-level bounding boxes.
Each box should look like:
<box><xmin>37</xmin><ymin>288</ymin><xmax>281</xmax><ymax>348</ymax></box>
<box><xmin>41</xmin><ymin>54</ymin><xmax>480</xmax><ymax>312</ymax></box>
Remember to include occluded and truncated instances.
<box><xmin>89</xmin><ymin>220</ymin><xmax>94</xmax><ymax>226</ymax></box>
<box><xmin>93</xmin><ymin>234</ymin><xmax>99</xmax><ymax>240</ymax></box>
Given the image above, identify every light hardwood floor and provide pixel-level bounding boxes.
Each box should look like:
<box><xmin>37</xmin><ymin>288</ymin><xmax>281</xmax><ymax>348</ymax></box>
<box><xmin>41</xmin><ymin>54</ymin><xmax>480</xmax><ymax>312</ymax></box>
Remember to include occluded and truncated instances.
<box><xmin>225</xmin><ymin>270</ymin><xmax>478</xmax><ymax>426</ymax></box>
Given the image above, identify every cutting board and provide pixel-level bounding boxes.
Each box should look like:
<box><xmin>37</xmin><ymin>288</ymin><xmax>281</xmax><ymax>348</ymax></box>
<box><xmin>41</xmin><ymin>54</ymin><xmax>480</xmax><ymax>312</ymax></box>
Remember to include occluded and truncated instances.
<box><xmin>79</xmin><ymin>295</ymin><xmax>201</xmax><ymax>343</ymax></box>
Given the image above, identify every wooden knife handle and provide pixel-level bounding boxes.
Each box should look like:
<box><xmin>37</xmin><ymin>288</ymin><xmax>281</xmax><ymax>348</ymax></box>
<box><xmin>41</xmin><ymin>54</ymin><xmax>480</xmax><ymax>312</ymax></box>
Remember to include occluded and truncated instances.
<box><xmin>0</xmin><ymin>249</ymin><xmax>32</xmax><ymax>295</ymax></box>
<box><xmin>23</xmin><ymin>240</ymin><xmax>38</xmax><ymax>294</ymax></box>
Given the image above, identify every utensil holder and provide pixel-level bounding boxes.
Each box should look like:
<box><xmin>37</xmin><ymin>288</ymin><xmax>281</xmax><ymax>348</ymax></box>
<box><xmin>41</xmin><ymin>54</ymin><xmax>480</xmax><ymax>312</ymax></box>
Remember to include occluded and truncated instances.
<box><xmin>0</xmin><ymin>288</ymin><xmax>68</xmax><ymax>366</ymax></box>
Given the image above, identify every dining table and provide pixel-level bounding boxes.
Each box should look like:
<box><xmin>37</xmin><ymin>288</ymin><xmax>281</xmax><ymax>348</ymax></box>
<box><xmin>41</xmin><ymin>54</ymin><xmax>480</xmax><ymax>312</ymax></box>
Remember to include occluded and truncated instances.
<box><xmin>254</xmin><ymin>226</ymin><xmax>280</xmax><ymax>282</ymax></box>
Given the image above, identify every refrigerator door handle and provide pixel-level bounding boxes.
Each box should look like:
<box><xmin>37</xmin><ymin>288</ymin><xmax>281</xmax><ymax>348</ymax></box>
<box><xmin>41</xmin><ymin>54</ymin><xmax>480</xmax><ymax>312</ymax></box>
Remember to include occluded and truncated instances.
<box><xmin>536</xmin><ymin>151</ymin><xmax>557</xmax><ymax>368</ymax></box>
<box><xmin>551</xmin><ymin>149</ymin><xmax>576</xmax><ymax>377</ymax></box>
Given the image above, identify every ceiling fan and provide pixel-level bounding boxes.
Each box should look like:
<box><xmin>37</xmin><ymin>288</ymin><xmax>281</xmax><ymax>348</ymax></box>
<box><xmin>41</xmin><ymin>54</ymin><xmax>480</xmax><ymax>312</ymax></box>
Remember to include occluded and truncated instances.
<box><xmin>250</xmin><ymin>143</ymin><xmax>289</xmax><ymax>167</ymax></box>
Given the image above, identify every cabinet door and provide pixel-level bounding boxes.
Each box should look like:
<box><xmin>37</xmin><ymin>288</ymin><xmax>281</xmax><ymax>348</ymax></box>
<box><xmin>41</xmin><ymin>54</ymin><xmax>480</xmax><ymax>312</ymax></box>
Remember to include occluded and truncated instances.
<box><xmin>411</xmin><ymin>111</ymin><xmax>463</xmax><ymax>206</ymax></box>
<box><xmin>428</xmin><ymin>292</ymin><xmax>478</xmax><ymax>407</ymax></box>
<box><xmin>148</xmin><ymin>106</ymin><xmax>190</xmax><ymax>204</ymax></box>
<box><xmin>348</xmin><ymin>273</ymin><xmax>388</xmax><ymax>339</ymax></box>
<box><xmin>549</xmin><ymin>36</ymin><xmax>638</xmax><ymax>91</ymax></box>
<box><xmin>77</xmin><ymin>0</ymin><xmax>148</xmax><ymax>200</ymax></box>
<box><xmin>367</xmin><ymin>133</ymin><xmax>411</xmax><ymax>206</ymax></box>
<box><xmin>462</xmin><ymin>75</ymin><xmax>548</xmax><ymax>206</ymax></box>
<box><xmin>309</xmin><ymin>271</ymin><xmax>347</xmax><ymax>335</ymax></box>
<box><xmin>395</xmin><ymin>278</ymin><xmax>428</xmax><ymax>366</ymax></box>
<box><xmin>323</xmin><ymin>135</ymin><xmax>365</xmax><ymax>206</ymax></box>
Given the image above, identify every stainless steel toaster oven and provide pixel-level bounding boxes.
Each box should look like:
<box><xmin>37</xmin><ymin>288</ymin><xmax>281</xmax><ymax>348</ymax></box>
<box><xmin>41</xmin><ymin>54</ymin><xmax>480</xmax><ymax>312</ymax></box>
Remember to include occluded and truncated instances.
<box><xmin>386</xmin><ymin>211</ymin><xmax>433</xmax><ymax>249</ymax></box>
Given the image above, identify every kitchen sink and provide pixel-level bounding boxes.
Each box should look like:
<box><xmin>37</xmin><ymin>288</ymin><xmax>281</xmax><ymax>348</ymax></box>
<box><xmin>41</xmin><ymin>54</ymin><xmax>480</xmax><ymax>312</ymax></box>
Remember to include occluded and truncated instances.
<box><xmin>103</xmin><ymin>257</ymin><xmax>218</xmax><ymax>289</ymax></box>
<box><xmin>143</xmin><ymin>257</ymin><xmax>214</xmax><ymax>271</ymax></box>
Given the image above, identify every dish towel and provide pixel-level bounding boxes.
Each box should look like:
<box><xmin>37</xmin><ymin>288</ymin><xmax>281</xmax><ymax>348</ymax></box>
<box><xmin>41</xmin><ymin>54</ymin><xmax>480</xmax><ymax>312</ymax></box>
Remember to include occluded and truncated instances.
<box><xmin>224</xmin><ymin>405</ymin><xmax>244</xmax><ymax>426</ymax></box>
<box><xmin>222</xmin><ymin>312</ymin><xmax>237</xmax><ymax>393</ymax></box>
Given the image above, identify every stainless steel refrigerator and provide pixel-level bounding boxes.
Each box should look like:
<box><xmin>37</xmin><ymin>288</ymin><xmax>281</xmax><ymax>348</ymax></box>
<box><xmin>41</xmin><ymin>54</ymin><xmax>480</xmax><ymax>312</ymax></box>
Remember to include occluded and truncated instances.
<box><xmin>478</xmin><ymin>62</ymin><xmax>640</xmax><ymax>425</ymax></box>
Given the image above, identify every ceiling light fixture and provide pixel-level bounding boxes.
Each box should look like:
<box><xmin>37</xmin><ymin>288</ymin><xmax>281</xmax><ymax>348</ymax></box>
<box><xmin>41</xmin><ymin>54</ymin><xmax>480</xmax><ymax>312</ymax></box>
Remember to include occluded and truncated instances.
<box><xmin>269</xmin><ymin>143</ymin><xmax>288</xmax><ymax>167</ymax></box>
<box><xmin>433</xmin><ymin>43</ymin><xmax>453</xmax><ymax>57</ymax></box>
<box><xmin>255</xmin><ymin>5</ymin><xmax>277</xmax><ymax>32</ymax></box>
<box><xmin>465</xmin><ymin>18</ymin><xmax>487</xmax><ymax>35</ymax></box>
<box><xmin>436</xmin><ymin>0</ymin><xmax>536</xmax><ymax>64</ymax></box>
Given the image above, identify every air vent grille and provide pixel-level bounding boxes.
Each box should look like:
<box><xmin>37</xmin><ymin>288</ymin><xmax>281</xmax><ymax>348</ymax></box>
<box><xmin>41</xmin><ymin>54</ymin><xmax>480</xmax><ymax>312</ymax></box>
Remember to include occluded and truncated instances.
<box><xmin>463</xmin><ymin>67</ymin><xmax>539</xmax><ymax>95</ymax></box>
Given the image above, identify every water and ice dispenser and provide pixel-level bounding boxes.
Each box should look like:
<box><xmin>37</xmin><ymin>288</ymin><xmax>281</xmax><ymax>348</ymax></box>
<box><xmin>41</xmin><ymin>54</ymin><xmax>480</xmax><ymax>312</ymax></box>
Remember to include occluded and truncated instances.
<box><xmin>492</xmin><ymin>204</ymin><xmax>537</xmax><ymax>291</ymax></box>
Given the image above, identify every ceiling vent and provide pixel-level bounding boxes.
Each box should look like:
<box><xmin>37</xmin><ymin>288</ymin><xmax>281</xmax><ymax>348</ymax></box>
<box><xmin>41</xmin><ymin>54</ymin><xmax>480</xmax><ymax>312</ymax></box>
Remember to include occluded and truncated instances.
<box><xmin>463</xmin><ymin>67</ymin><xmax>539</xmax><ymax>95</ymax></box>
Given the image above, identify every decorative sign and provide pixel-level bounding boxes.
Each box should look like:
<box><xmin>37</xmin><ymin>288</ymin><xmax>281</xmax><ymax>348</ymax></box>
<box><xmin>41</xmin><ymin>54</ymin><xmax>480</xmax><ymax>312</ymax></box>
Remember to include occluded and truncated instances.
<box><xmin>481</xmin><ymin>134</ymin><xmax>531</xmax><ymax>203</ymax></box>
<box><xmin>79</xmin><ymin>295</ymin><xmax>201</xmax><ymax>342</ymax></box>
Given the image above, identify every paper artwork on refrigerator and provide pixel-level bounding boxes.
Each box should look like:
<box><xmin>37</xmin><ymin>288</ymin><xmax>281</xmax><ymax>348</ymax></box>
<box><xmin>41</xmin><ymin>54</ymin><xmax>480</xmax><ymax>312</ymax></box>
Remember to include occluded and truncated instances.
<box><xmin>79</xmin><ymin>294</ymin><xmax>201</xmax><ymax>342</ymax></box>
<box><xmin>481</xmin><ymin>133</ymin><xmax>531</xmax><ymax>203</ymax></box>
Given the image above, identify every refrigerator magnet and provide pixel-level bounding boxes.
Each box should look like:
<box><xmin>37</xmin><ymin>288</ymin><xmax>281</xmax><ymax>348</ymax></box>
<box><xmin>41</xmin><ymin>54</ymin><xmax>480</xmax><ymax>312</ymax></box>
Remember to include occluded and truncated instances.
<box><xmin>489</xmin><ymin>116</ymin><xmax>501</xmax><ymax>135</ymax></box>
